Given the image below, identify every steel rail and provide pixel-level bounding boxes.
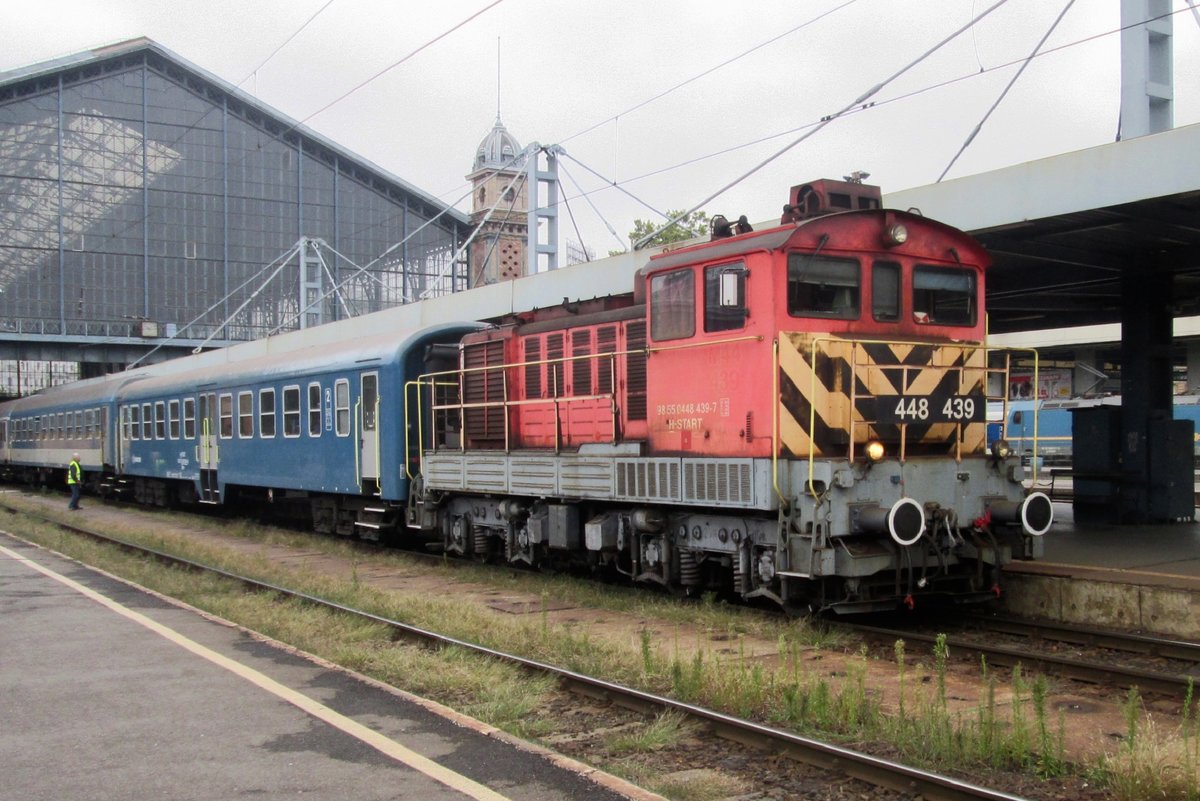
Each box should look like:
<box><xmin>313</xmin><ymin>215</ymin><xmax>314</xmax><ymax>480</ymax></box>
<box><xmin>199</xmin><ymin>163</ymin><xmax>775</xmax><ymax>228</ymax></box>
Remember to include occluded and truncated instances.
<box><xmin>0</xmin><ymin>501</ymin><xmax>1030</xmax><ymax>801</ymax></box>
<box><xmin>966</xmin><ymin>613</ymin><xmax>1200</xmax><ymax>664</ymax></box>
<box><xmin>847</xmin><ymin>622</ymin><xmax>1197</xmax><ymax>696</ymax></box>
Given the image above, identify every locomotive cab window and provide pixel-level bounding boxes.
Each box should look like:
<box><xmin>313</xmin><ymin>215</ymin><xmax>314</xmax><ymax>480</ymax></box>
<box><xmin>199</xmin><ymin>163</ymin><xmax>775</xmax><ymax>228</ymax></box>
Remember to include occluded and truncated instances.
<box><xmin>788</xmin><ymin>255</ymin><xmax>860</xmax><ymax>319</ymax></box>
<box><xmin>912</xmin><ymin>265</ymin><xmax>976</xmax><ymax>326</ymax></box>
<box><xmin>704</xmin><ymin>262</ymin><xmax>747</xmax><ymax>332</ymax></box>
<box><xmin>872</xmin><ymin>261</ymin><xmax>901</xmax><ymax>322</ymax></box>
<box><xmin>650</xmin><ymin>269</ymin><xmax>695</xmax><ymax>341</ymax></box>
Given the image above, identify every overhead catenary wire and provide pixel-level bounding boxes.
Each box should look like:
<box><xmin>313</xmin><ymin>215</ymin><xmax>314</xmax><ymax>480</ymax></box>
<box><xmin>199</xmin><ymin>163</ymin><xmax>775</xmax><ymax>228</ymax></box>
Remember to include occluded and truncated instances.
<box><xmin>296</xmin><ymin>0</ymin><xmax>506</xmax><ymax>126</ymax></box>
<box><xmin>557</xmin><ymin>161</ymin><xmax>626</xmax><ymax>253</ymax></box>
<box><xmin>938</xmin><ymin>0</ymin><xmax>1077</xmax><ymax>182</ymax></box>
<box><xmin>632</xmin><ymin>0</ymin><xmax>1012</xmax><ymax>250</ymax></box>
<box><xmin>556</xmin><ymin>4</ymin><xmax>1189</xmax><ymax>230</ymax></box>
<box><xmin>236</xmin><ymin>0</ymin><xmax>338</xmax><ymax>86</ymax></box>
<box><xmin>557</xmin><ymin>0</ymin><xmax>860</xmax><ymax>146</ymax></box>
<box><xmin>560</xmin><ymin>153</ymin><xmax>668</xmax><ymax>221</ymax></box>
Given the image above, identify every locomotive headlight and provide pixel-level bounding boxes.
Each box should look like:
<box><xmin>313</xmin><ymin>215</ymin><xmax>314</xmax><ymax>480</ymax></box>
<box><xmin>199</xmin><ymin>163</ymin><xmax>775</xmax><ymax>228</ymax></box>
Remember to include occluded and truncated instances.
<box><xmin>865</xmin><ymin>440</ymin><xmax>886</xmax><ymax>462</ymax></box>
<box><xmin>990</xmin><ymin>439</ymin><xmax>1012</xmax><ymax>459</ymax></box>
<box><xmin>885</xmin><ymin>223</ymin><xmax>908</xmax><ymax>247</ymax></box>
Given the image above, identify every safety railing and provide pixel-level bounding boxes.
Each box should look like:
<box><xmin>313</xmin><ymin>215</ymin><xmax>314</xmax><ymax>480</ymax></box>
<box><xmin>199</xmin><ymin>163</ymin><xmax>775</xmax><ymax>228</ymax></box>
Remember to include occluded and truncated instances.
<box><xmin>414</xmin><ymin>349</ymin><xmax>625</xmax><ymax>458</ymax></box>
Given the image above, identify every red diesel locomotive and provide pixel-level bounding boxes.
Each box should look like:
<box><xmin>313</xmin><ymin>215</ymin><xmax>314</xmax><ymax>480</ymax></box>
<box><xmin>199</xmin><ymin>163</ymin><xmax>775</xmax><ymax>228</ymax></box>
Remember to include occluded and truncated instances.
<box><xmin>411</xmin><ymin>179</ymin><xmax>1051</xmax><ymax>613</ymax></box>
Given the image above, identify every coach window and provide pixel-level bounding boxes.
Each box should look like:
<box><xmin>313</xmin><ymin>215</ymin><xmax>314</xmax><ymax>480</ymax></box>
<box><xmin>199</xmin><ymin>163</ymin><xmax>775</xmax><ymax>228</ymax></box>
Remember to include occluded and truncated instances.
<box><xmin>155</xmin><ymin>402</ymin><xmax>166</xmax><ymax>439</ymax></box>
<box><xmin>787</xmin><ymin>254</ymin><xmax>860</xmax><ymax>319</ymax></box>
<box><xmin>183</xmin><ymin>398</ymin><xmax>196</xmax><ymax>439</ymax></box>
<box><xmin>83</xmin><ymin>410</ymin><xmax>93</xmax><ymax>439</ymax></box>
<box><xmin>283</xmin><ymin>386</ymin><xmax>301</xmax><ymax>437</ymax></box>
<box><xmin>362</xmin><ymin>374</ymin><xmax>378</xmax><ymax>432</ymax></box>
<box><xmin>650</xmin><ymin>269</ymin><xmax>695</xmax><ymax>342</ymax></box>
<box><xmin>238</xmin><ymin>392</ymin><xmax>253</xmax><ymax>438</ymax></box>
<box><xmin>872</xmin><ymin>261</ymin><xmax>901</xmax><ymax>322</ymax></box>
<box><xmin>704</xmin><ymin>263</ymin><xmax>747</xmax><ymax>333</ymax></box>
<box><xmin>129</xmin><ymin>406</ymin><xmax>140</xmax><ymax>440</ymax></box>
<box><xmin>142</xmin><ymin>403</ymin><xmax>153</xmax><ymax>440</ymax></box>
<box><xmin>219</xmin><ymin>394</ymin><xmax>233</xmax><ymax>439</ymax></box>
<box><xmin>307</xmin><ymin>383</ymin><xmax>321</xmax><ymax>436</ymax></box>
<box><xmin>913</xmin><ymin>265</ymin><xmax>976</xmax><ymax>326</ymax></box>
<box><xmin>259</xmin><ymin>389</ymin><xmax>276</xmax><ymax>438</ymax></box>
<box><xmin>168</xmin><ymin>400</ymin><xmax>181</xmax><ymax>439</ymax></box>
<box><xmin>335</xmin><ymin>379</ymin><xmax>350</xmax><ymax>436</ymax></box>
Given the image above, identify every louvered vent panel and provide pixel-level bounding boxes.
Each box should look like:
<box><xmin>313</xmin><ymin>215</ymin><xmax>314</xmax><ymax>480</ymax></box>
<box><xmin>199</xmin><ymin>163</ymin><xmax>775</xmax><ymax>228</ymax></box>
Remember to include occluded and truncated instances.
<box><xmin>597</xmin><ymin>325</ymin><xmax>617</xmax><ymax>394</ymax></box>
<box><xmin>547</xmin><ymin>333</ymin><xmax>565</xmax><ymax>397</ymax></box>
<box><xmin>523</xmin><ymin>336</ymin><xmax>541</xmax><ymax>398</ymax></box>
<box><xmin>463</xmin><ymin>340</ymin><xmax>505</xmax><ymax>442</ymax></box>
<box><xmin>572</xmin><ymin>329</ymin><xmax>592</xmax><ymax>396</ymax></box>
<box><xmin>624</xmin><ymin>321</ymin><xmax>647</xmax><ymax>420</ymax></box>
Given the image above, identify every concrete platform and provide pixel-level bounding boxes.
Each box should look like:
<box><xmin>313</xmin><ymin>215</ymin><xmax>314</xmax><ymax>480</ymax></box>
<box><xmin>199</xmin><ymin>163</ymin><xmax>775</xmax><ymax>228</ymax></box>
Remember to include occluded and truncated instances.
<box><xmin>0</xmin><ymin>533</ymin><xmax>656</xmax><ymax>801</ymax></box>
<box><xmin>1000</xmin><ymin>502</ymin><xmax>1200</xmax><ymax>638</ymax></box>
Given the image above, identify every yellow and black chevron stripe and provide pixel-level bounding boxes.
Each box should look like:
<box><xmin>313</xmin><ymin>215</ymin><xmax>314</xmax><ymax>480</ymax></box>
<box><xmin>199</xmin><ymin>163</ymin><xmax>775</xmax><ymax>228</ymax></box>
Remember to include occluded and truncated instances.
<box><xmin>778</xmin><ymin>333</ymin><xmax>988</xmax><ymax>459</ymax></box>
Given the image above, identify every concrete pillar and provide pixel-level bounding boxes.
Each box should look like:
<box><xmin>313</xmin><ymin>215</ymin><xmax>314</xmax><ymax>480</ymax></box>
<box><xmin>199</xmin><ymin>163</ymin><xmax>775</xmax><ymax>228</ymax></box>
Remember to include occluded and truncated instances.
<box><xmin>1120</xmin><ymin>0</ymin><xmax>1173</xmax><ymax>138</ymax></box>
<box><xmin>1118</xmin><ymin>263</ymin><xmax>1174</xmax><ymax>522</ymax></box>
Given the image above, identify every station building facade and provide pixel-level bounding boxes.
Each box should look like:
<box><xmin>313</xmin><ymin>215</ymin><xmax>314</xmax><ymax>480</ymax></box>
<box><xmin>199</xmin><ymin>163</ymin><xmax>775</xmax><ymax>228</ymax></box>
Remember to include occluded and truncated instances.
<box><xmin>0</xmin><ymin>38</ymin><xmax>472</xmax><ymax>396</ymax></box>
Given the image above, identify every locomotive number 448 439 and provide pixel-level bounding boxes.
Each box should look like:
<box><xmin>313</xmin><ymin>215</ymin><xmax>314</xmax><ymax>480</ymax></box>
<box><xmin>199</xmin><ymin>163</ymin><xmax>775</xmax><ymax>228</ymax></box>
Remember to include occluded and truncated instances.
<box><xmin>875</xmin><ymin>393</ymin><xmax>985</xmax><ymax>423</ymax></box>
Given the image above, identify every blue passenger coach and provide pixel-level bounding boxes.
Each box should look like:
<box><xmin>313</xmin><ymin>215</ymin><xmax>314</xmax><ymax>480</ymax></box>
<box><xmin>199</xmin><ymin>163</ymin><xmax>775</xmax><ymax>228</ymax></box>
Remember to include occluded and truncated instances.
<box><xmin>0</xmin><ymin>322</ymin><xmax>479</xmax><ymax>533</ymax></box>
<box><xmin>1</xmin><ymin>373</ymin><xmax>144</xmax><ymax>483</ymax></box>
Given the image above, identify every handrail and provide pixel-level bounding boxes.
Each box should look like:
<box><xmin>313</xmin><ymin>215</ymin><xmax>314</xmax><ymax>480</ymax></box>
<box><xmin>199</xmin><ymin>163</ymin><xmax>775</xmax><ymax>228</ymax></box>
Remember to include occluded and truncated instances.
<box><xmin>772</xmin><ymin>338</ymin><xmax>784</xmax><ymax>505</ymax></box>
<box><xmin>374</xmin><ymin>394</ymin><xmax>382</xmax><ymax>485</ymax></box>
<box><xmin>353</xmin><ymin>397</ymin><xmax>361</xmax><ymax>486</ymax></box>
<box><xmin>418</xmin><ymin>345</ymin><xmax>643</xmax><ymax>453</ymax></box>
<box><xmin>403</xmin><ymin>380</ymin><xmax>418</xmax><ymax>481</ymax></box>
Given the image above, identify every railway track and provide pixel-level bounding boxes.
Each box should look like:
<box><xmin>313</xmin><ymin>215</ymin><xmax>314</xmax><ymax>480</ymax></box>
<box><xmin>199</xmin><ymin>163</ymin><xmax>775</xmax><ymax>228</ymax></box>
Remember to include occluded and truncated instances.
<box><xmin>1</xmin><ymin>500</ymin><xmax>1032</xmax><ymax>801</ymax></box>
<box><xmin>845</xmin><ymin>615</ymin><xmax>1200</xmax><ymax>696</ymax></box>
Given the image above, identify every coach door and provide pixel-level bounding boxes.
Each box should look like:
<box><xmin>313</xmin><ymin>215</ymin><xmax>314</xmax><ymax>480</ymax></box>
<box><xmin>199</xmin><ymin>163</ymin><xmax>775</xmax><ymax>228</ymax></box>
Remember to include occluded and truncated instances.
<box><xmin>359</xmin><ymin>372</ymin><xmax>380</xmax><ymax>494</ymax></box>
<box><xmin>198</xmin><ymin>392</ymin><xmax>219</xmax><ymax>503</ymax></box>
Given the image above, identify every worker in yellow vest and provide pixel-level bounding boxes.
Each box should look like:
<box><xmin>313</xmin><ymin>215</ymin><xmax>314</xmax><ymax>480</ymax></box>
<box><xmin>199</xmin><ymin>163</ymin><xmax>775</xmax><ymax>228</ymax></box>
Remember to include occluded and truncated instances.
<box><xmin>67</xmin><ymin>452</ymin><xmax>82</xmax><ymax>511</ymax></box>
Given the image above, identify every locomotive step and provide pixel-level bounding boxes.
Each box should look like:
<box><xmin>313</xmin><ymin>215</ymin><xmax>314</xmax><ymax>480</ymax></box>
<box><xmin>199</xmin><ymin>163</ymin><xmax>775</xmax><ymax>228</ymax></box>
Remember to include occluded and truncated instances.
<box><xmin>354</xmin><ymin>521</ymin><xmax>382</xmax><ymax>530</ymax></box>
<box><xmin>363</xmin><ymin>507</ymin><xmax>387</xmax><ymax>514</ymax></box>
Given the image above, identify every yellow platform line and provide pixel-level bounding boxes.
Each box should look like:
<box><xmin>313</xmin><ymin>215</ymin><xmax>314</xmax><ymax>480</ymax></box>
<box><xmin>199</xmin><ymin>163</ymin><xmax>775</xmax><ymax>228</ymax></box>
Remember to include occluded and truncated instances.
<box><xmin>0</xmin><ymin>542</ymin><xmax>512</xmax><ymax>801</ymax></box>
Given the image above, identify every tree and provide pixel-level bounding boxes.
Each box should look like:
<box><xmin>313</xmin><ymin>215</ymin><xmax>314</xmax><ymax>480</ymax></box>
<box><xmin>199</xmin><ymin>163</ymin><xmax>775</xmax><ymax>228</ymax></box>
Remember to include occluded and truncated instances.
<box><xmin>609</xmin><ymin>209</ymin><xmax>709</xmax><ymax>255</ymax></box>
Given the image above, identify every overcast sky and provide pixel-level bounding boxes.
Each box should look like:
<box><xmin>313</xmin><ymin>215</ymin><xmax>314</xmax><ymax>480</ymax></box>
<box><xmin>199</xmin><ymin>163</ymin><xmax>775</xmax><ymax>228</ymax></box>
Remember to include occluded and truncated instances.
<box><xmin>3</xmin><ymin>0</ymin><xmax>1198</xmax><ymax>260</ymax></box>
